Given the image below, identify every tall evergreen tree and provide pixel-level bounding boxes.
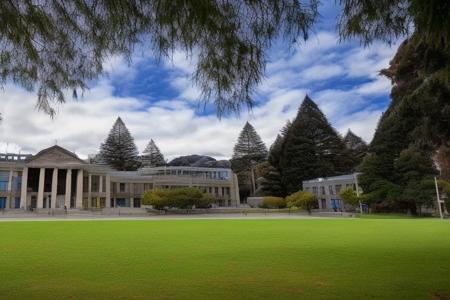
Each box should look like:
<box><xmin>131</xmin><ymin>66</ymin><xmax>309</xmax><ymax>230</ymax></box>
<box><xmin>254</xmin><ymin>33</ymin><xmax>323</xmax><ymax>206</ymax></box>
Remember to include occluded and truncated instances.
<box><xmin>359</xmin><ymin>35</ymin><xmax>450</xmax><ymax>212</ymax></box>
<box><xmin>232</xmin><ymin>122</ymin><xmax>268</xmax><ymax>163</ymax></box>
<box><xmin>279</xmin><ymin>95</ymin><xmax>353</xmax><ymax>194</ymax></box>
<box><xmin>261</xmin><ymin>120</ymin><xmax>292</xmax><ymax>197</ymax></box>
<box><xmin>99</xmin><ymin>117</ymin><xmax>141</xmax><ymax>171</ymax></box>
<box><xmin>142</xmin><ymin>139</ymin><xmax>165</xmax><ymax>167</ymax></box>
<box><xmin>231</xmin><ymin>122</ymin><xmax>268</xmax><ymax>199</ymax></box>
<box><xmin>343</xmin><ymin>129</ymin><xmax>368</xmax><ymax>169</ymax></box>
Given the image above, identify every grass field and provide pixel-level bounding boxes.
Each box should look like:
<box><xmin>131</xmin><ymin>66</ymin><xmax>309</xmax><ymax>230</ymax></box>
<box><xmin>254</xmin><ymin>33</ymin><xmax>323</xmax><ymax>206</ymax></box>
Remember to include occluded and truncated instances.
<box><xmin>1</xmin><ymin>218</ymin><xmax>449</xmax><ymax>299</ymax></box>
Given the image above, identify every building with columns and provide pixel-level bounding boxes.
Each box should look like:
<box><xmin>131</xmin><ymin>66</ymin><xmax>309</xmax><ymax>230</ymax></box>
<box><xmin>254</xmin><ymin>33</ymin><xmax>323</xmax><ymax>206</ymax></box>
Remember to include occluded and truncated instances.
<box><xmin>0</xmin><ymin>145</ymin><xmax>240</xmax><ymax>210</ymax></box>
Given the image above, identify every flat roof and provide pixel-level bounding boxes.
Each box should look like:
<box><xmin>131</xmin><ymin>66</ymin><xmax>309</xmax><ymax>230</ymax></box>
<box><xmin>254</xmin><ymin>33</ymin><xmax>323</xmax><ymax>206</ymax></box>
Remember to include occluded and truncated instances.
<box><xmin>303</xmin><ymin>173</ymin><xmax>360</xmax><ymax>184</ymax></box>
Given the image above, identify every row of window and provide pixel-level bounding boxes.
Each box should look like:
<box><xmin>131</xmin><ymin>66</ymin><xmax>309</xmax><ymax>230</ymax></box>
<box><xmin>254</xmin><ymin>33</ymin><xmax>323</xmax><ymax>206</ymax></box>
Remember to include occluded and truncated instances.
<box><xmin>151</xmin><ymin>169</ymin><xmax>230</xmax><ymax>180</ymax></box>
<box><xmin>0</xmin><ymin>171</ymin><xmax>22</xmax><ymax>192</ymax></box>
<box><xmin>306</xmin><ymin>183</ymin><xmax>356</xmax><ymax>196</ymax></box>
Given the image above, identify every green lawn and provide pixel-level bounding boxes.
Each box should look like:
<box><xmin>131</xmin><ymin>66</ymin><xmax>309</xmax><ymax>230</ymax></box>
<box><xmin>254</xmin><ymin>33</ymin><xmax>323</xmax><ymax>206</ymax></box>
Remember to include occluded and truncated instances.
<box><xmin>1</xmin><ymin>218</ymin><xmax>449</xmax><ymax>299</ymax></box>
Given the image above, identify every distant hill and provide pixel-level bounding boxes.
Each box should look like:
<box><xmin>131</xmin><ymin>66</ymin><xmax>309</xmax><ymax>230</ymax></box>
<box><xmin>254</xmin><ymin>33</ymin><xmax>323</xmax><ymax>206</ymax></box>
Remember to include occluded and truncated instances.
<box><xmin>168</xmin><ymin>155</ymin><xmax>230</xmax><ymax>168</ymax></box>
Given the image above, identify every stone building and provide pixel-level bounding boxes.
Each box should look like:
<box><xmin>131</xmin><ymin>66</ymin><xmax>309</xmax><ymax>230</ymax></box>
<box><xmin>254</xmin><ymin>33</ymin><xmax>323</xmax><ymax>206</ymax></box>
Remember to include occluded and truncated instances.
<box><xmin>0</xmin><ymin>145</ymin><xmax>240</xmax><ymax>210</ymax></box>
<box><xmin>302</xmin><ymin>173</ymin><xmax>361</xmax><ymax>211</ymax></box>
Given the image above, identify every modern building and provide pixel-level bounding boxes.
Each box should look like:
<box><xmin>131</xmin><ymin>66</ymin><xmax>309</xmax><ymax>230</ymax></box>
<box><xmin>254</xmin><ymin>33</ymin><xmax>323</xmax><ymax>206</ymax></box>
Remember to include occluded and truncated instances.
<box><xmin>0</xmin><ymin>145</ymin><xmax>240</xmax><ymax>210</ymax></box>
<box><xmin>302</xmin><ymin>173</ymin><xmax>361</xmax><ymax>211</ymax></box>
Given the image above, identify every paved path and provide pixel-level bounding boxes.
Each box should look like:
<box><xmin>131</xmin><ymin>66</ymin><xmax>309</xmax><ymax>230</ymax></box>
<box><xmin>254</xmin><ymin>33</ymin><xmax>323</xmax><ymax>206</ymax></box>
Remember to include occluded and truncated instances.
<box><xmin>0</xmin><ymin>213</ymin><xmax>350</xmax><ymax>222</ymax></box>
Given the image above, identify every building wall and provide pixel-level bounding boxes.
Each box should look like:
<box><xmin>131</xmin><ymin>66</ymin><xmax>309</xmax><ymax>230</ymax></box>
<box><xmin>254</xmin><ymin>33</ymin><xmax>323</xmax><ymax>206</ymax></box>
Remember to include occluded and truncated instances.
<box><xmin>1</xmin><ymin>156</ymin><xmax>240</xmax><ymax>209</ymax></box>
<box><xmin>303</xmin><ymin>174</ymin><xmax>360</xmax><ymax>211</ymax></box>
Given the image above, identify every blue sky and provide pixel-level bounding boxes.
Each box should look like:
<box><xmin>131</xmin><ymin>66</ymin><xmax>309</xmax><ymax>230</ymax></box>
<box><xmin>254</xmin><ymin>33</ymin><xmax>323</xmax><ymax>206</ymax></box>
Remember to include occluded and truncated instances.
<box><xmin>0</xmin><ymin>1</ymin><xmax>401</xmax><ymax>160</ymax></box>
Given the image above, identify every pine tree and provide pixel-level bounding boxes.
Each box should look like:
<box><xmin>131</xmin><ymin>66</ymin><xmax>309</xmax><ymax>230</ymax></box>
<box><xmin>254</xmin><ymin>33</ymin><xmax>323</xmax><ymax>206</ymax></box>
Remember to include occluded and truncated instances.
<box><xmin>232</xmin><ymin>122</ymin><xmax>268</xmax><ymax>163</ymax></box>
<box><xmin>231</xmin><ymin>122</ymin><xmax>268</xmax><ymax>199</ymax></box>
<box><xmin>260</xmin><ymin>135</ymin><xmax>284</xmax><ymax>197</ymax></box>
<box><xmin>343</xmin><ymin>129</ymin><xmax>368</xmax><ymax>169</ymax></box>
<box><xmin>99</xmin><ymin>117</ymin><xmax>141</xmax><ymax>171</ymax></box>
<box><xmin>279</xmin><ymin>95</ymin><xmax>353</xmax><ymax>194</ymax></box>
<box><xmin>261</xmin><ymin>120</ymin><xmax>292</xmax><ymax>197</ymax></box>
<box><xmin>142</xmin><ymin>139</ymin><xmax>166</xmax><ymax>167</ymax></box>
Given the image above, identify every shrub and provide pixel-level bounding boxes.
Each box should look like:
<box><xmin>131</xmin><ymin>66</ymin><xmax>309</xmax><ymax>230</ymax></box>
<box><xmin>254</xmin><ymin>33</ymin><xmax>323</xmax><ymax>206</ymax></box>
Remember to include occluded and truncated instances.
<box><xmin>339</xmin><ymin>188</ymin><xmax>359</xmax><ymax>207</ymax></box>
<box><xmin>142</xmin><ymin>189</ymin><xmax>170</xmax><ymax>210</ymax></box>
<box><xmin>170</xmin><ymin>187</ymin><xmax>204</xmax><ymax>209</ymax></box>
<box><xmin>286</xmin><ymin>191</ymin><xmax>316</xmax><ymax>214</ymax></box>
<box><xmin>196</xmin><ymin>193</ymin><xmax>215</xmax><ymax>208</ymax></box>
<box><xmin>260</xmin><ymin>196</ymin><xmax>286</xmax><ymax>208</ymax></box>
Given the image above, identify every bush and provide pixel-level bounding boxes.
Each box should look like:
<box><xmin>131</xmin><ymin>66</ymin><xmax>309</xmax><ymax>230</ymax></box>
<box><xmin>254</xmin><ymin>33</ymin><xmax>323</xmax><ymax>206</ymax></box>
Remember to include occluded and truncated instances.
<box><xmin>170</xmin><ymin>187</ymin><xmax>203</xmax><ymax>209</ymax></box>
<box><xmin>196</xmin><ymin>193</ymin><xmax>215</xmax><ymax>208</ymax></box>
<box><xmin>143</xmin><ymin>187</ymin><xmax>214</xmax><ymax>210</ymax></box>
<box><xmin>286</xmin><ymin>191</ymin><xmax>316</xmax><ymax>214</ymax></box>
<box><xmin>142</xmin><ymin>189</ymin><xmax>170</xmax><ymax>210</ymax></box>
<box><xmin>339</xmin><ymin>188</ymin><xmax>359</xmax><ymax>207</ymax></box>
<box><xmin>260</xmin><ymin>196</ymin><xmax>286</xmax><ymax>208</ymax></box>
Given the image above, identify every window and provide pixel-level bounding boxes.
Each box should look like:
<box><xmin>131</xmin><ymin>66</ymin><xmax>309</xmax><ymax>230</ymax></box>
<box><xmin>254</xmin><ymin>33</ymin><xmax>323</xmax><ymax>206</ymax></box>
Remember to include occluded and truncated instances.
<box><xmin>312</xmin><ymin>186</ymin><xmax>318</xmax><ymax>195</ymax></box>
<box><xmin>119</xmin><ymin>183</ymin><xmax>126</xmax><ymax>193</ymax></box>
<box><xmin>91</xmin><ymin>175</ymin><xmax>100</xmax><ymax>192</ymax></box>
<box><xmin>328</xmin><ymin>185</ymin><xmax>333</xmax><ymax>195</ymax></box>
<box><xmin>321</xmin><ymin>186</ymin><xmax>326</xmax><ymax>195</ymax></box>
<box><xmin>335</xmin><ymin>184</ymin><xmax>342</xmax><ymax>193</ymax></box>
<box><xmin>0</xmin><ymin>171</ymin><xmax>9</xmax><ymax>191</ymax></box>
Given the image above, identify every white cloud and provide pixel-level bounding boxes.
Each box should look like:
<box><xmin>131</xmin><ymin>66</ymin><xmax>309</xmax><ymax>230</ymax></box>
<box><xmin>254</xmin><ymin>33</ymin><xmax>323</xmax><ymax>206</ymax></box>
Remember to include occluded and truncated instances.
<box><xmin>0</xmin><ymin>30</ymin><xmax>401</xmax><ymax>160</ymax></box>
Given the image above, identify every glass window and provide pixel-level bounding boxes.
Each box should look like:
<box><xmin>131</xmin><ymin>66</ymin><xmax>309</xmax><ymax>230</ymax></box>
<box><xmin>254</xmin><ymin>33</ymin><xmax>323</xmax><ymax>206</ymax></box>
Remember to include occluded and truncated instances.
<box><xmin>91</xmin><ymin>175</ymin><xmax>100</xmax><ymax>192</ymax></box>
<box><xmin>119</xmin><ymin>183</ymin><xmax>126</xmax><ymax>192</ymax></box>
<box><xmin>321</xmin><ymin>186</ymin><xmax>325</xmax><ymax>195</ymax></box>
<box><xmin>0</xmin><ymin>171</ymin><xmax>9</xmax><ymax>191</ymax></box>
<box><xmin>328</xmin><ymin>185</ymin><xmax>333</xmax><ymax>194</ymax></box>
<box><xmin>335</xmin><ymin>184</ymin><xmax>342</xmax><ymax>193</ymax></box>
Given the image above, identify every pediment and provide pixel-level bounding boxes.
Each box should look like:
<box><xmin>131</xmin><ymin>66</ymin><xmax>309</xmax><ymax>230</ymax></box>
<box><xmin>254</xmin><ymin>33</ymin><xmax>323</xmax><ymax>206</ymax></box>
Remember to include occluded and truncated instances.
<box><xmin>26</xmin><ymin>146</ymin><xmax>86</xmax><ymax>167</ymax></box>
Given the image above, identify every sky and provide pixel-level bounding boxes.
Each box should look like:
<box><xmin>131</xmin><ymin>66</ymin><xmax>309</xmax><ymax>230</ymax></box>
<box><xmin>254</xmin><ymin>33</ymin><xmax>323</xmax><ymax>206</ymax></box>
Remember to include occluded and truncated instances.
<box><xmin>0</xmin><ymin>1</ymin><xmax>402</xmax><ymax>161</ymax></box>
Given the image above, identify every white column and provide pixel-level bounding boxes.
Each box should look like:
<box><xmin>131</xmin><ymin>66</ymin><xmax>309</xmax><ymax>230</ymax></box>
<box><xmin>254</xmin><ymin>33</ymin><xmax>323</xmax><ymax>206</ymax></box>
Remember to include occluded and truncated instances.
<box><xmin>20</xmin><ymin>167</ymin><xmax>28</xmax><ymax>209</ymax></box>
<box><xmin>37</xmin><ymin>168</ymin><xmax>45</xmax><ymax>209</ymax></box>
<box><xmin>99</xmin><ymin>175</ymin><xmax>103</xmax><ymax>193</ymax></box>
<box><xmin>51</xmin><ymin>168</ymin><xmax>58</xmax><ymax>209</ymax></box>
<box><xmin>88</xmin><ymin>174</ymin><xmax>92</xmax><ymax>208</ymax></box>
<box><xmin>7</xmin><ymin>170</ymin><xmax>13</xmax><ymax>208</ymax></box>
<box><xmin>129</xmin><ymin>183</ymin><xmax>134</xmax><ymax>208</ymax></box>
<box><xmin>65</xmin><ymin>169</ymin><xmax>72</xmax><ymax>208</ymax></box>
<box><xmin>76</xmin><ymin>169</ymin><xmax>83</xmax><ymax>208</ymax></box>
<box><xmin>105</xmin><ymin>174</ymin><xmax>111</xmax><ymax>208</ymax></box>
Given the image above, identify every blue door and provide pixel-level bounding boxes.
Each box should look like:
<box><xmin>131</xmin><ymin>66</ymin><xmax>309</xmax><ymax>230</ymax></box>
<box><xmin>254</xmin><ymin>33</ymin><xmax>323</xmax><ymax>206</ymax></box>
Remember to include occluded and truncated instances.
<box><xmin>14</xmin><ymin>197</ymin><xmax>21</xmax><ymax>209</ymax></box>
<box><xmin>0</xmin><ymin>197</ymin><xmax>6</xmax><ymax>209</ymax></box>
<box><xmin>331</xmin><ymin>199</ymin><xmax>341</xmax><ymax>211</ymax></box>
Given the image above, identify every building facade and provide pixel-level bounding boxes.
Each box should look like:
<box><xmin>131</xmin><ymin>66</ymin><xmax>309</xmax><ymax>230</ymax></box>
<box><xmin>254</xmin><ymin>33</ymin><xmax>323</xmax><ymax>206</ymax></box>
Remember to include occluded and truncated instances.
<box><xmin>0</xmin><ymin>145</ymin><xmax>240</xmax><ymax>210</ymax></box>
<box><xmin>302</xmin><ymin>173</ymin><xmax>361</xmax><ymax>211</ymax></box>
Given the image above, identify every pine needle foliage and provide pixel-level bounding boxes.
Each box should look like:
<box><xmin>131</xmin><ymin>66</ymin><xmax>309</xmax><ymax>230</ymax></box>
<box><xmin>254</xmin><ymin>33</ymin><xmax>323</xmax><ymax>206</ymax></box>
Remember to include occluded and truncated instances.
<box><xmin>232</xmin><ymin>122</ymin><xmax>268</xmax><ymax>163</ymax></box>
<box><xmin>0</xmin><ymin>0</ymin><xmax>318</xmax><ymax>118</ymax></box>
<box><xmin>343</xmin><ymin>130</ymin><xmax>368</xmax><ymax>170</ymax></box>
<box><xmin>279</xmin><ymin>95</ymin><xmax>353</xmax><ymax>194</ymax></box>
<box><xmin>142</xmin><ymin>139</ymin><xmax>165</xmax><ymax>167</ymax></box>
<box><xmin>99</xmin><ymin>117</ymin><xmax>141</xmax><ymax>171</ymax></box>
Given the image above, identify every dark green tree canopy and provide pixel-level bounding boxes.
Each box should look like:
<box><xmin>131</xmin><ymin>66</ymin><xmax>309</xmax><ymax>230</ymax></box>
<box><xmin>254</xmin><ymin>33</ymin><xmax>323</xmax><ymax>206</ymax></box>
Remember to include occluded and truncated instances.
<box><xmin>279</xmin><ymin>95</ymin><xmax>353</xmax><ymax>194</ymax></box>
<box><xmin>261</xmin><ymin>120</ymin><xmax>292</xmax><ymax>197</ymax></box>
<box><xmin>343</xmin><ymin>129</ymin><xmax>368</xmax><ymax>169</ymax></box>
<box><xmin>0</xmin><ymin>0</ymin><xmax>318</xmax><ymax>117</ymax></box>
<box><xmin>142</xmin><ymin>139</ymin><xmax>165</xmax><ymax>167</ymax></box>
<box><xmin>338</xmin><ymin>0</ymin><xmax>450</xmax><ymax>50</ymax></box>
<box><xmin>232</xmin><ymin>122</ymin><xmax>268</xmax><ymax>164</ymax></box>
<box><xmin>1</xmin><ymin>0</ymin><xmax>448</xmax><ymax>122</ymax></box>
<box><xmin>99</xmin><ymin>117</ymin><xmax>141</xmax><ymax>171</ymax></box>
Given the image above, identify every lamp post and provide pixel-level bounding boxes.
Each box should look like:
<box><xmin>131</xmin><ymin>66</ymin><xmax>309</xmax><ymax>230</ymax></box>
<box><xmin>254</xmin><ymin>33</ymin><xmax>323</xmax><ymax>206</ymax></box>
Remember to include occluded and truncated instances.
<box><xmin>354</xmin><ymin>173</ymin><xmax>363</xmax><ymax>214</ymax></box>
<box><xmin>434</xmin><ymin>177</ymin><xmax>444</xmax><ymax>219</ymax></box>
